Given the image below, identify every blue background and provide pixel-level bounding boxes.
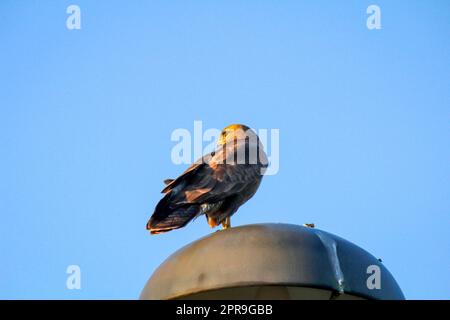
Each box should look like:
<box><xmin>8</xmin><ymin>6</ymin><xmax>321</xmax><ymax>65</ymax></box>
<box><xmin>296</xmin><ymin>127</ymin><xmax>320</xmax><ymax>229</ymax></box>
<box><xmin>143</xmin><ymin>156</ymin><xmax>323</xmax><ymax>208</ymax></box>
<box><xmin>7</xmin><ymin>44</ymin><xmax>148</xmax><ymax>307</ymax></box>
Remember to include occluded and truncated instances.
<box><xmin>0</xmin><ymin>1</ymin><xmax>449</xmax><ymax>299</ymax></box>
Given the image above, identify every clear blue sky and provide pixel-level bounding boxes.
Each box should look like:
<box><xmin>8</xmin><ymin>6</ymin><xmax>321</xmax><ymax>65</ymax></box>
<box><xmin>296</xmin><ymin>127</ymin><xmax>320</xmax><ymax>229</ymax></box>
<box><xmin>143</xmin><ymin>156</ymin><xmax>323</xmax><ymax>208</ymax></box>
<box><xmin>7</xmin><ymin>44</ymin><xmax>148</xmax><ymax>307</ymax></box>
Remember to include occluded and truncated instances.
<box><xmin>0</xmin><ymin>1</ymin><xmax>449</xmax><ymax>299</ymax></box>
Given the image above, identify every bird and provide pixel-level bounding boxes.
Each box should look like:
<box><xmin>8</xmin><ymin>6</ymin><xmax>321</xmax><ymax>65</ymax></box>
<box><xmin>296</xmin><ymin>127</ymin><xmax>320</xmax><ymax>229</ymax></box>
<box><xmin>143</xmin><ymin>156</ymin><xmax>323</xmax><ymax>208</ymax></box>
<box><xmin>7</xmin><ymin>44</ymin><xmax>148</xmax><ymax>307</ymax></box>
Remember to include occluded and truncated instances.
<box><xmin>146</xmin><ymin>124</ymin><xmax>268</xmax><ymax>234</ymax></box>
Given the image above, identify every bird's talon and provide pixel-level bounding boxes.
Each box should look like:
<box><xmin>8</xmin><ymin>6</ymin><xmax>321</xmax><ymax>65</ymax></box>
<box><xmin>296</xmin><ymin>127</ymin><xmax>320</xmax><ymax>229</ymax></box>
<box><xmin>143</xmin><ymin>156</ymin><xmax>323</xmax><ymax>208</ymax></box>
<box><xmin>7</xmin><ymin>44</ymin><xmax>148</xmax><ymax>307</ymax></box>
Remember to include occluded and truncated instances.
<box><xmin>221</xmin><ymin>217</ymin><xmax>231</xmax><ymax>230</ymax></box>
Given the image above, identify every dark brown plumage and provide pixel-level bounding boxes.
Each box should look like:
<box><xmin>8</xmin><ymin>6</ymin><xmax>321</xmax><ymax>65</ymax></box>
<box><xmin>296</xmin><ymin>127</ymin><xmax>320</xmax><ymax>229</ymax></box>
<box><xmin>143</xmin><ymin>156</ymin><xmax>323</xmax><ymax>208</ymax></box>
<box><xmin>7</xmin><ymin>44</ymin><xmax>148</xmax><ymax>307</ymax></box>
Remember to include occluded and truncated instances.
<box><xmin>146</xmin><ymin>124</ymin><xmax>268</xmax><ymax>234</ymax></box>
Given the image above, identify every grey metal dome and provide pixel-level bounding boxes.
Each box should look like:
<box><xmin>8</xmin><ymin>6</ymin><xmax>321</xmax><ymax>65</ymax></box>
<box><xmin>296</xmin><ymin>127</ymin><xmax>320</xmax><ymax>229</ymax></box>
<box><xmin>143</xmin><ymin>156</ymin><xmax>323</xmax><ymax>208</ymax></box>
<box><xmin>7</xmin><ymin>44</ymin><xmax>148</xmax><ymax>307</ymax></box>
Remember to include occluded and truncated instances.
<box><xmin>140</xmin><ymin>223</ymin><xmax>405</xmax><ymax>300</ymax></box>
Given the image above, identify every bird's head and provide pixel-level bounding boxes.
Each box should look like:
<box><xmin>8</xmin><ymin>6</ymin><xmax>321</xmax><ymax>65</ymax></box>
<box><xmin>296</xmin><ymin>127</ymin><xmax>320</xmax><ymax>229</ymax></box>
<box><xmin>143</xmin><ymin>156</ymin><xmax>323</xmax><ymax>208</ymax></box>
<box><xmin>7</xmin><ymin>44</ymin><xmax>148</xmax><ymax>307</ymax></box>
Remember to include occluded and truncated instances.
<box><xmin>217</xmin><ymin>124</ymin><xmax>258</xmax><ymax>146</ymax></box>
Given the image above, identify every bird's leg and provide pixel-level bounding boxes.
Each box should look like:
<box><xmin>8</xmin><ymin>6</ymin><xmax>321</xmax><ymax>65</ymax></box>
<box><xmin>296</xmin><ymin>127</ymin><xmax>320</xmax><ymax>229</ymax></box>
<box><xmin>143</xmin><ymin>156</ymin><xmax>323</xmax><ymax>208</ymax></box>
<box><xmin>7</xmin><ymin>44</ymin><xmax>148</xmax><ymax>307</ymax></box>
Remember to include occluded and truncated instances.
<box><xmin>221</xmin><ymin>217</ymin><xmax>231</xmax><ymax>230</ymax></box>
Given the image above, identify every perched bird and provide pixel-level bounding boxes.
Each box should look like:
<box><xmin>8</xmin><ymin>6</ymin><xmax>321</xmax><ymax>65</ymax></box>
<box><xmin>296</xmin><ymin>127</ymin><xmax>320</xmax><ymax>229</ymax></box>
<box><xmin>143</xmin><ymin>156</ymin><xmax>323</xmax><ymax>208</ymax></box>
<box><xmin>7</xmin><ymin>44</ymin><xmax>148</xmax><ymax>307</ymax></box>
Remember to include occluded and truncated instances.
<box><xmin>146</xmin><ymin>124</ymin><xmax>268</xmax><ymax>234</ymax></box>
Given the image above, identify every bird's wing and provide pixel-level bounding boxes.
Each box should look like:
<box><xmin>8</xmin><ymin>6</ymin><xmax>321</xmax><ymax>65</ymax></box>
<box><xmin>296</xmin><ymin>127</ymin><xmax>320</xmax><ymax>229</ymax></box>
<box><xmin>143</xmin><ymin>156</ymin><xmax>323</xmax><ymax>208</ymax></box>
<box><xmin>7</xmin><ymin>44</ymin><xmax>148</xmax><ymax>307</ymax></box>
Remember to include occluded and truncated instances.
<box><xmin>161</xmin><ymin>152</ymin><xmax>214</xmax><ymax>194</ymax></box>
<box><xmin>167</xmin><ymin>141</ymin><xmax>266</xmax><ymax>205</ymax></box>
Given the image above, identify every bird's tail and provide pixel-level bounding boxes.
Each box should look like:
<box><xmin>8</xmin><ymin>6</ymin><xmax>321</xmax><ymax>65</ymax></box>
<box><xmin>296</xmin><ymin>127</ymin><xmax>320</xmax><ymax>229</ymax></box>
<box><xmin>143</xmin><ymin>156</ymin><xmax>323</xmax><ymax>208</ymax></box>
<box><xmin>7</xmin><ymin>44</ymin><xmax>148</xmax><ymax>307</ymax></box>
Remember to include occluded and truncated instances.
<box><xmin>146</xmin><ymin>194</ymin><xmax>199</xmax><ymax>234</ymax></box>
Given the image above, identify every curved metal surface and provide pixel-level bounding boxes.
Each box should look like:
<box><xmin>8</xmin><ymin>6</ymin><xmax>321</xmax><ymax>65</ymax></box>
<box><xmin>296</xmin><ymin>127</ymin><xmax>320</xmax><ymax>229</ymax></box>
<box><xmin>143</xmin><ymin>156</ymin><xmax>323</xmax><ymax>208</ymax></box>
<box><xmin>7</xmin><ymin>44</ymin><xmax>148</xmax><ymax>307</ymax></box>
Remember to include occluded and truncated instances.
<box><xmin>140</xmin><ymin>223</ymin><xmax>405</xmax><ymax>300</ymax></box>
